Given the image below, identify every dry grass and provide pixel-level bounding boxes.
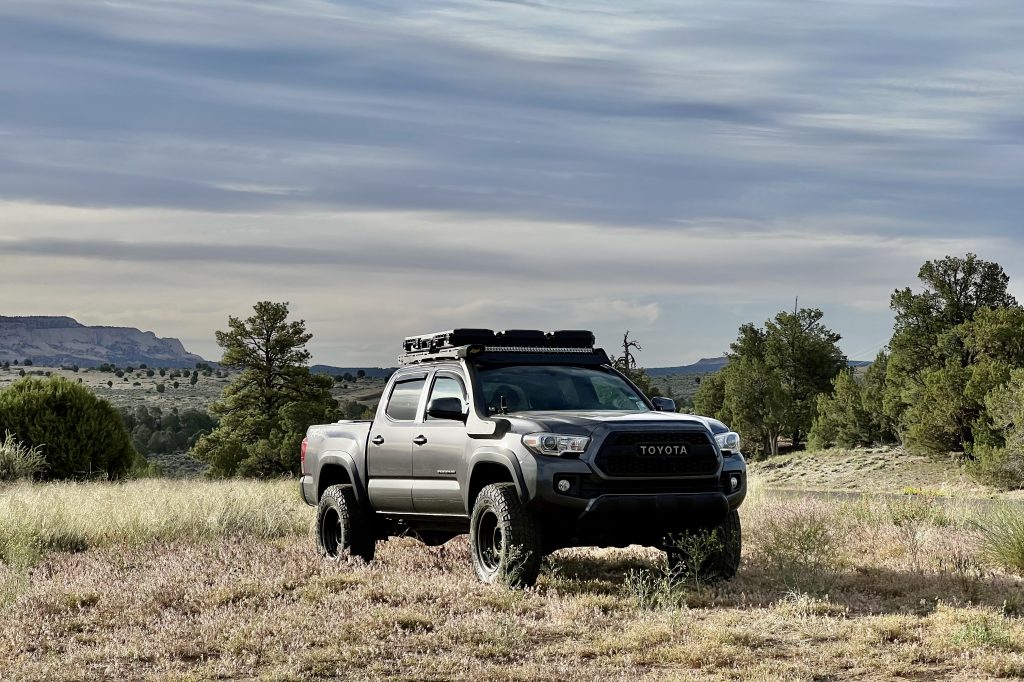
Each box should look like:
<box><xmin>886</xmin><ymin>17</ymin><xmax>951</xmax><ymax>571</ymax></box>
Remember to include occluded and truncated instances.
<box><xmin>748</xmin><ymin>446</ymin><xmax>1003</xmax><ymax>497</ymax></box>
<box><xmin>1</xmin><ymin>479</ymin><xmax>1024</xmax><ymax>680</ymax></box>
<box><xmin>0</xmin><ymin>479</ymin><xmax>307</xmax><ymax>570</ymax></box>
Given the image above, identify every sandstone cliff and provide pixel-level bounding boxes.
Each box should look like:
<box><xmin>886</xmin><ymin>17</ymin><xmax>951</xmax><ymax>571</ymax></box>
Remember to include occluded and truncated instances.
<box><xmin>0</xmin><ymin>316</ymin><xmax>206</xmax><ymax>368</ymax></box>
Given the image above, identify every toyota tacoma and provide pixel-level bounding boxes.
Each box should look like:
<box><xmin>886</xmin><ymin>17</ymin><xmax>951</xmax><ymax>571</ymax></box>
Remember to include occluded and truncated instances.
<box><xmin>300</xmin><ymin>329</ymin><xmax>746</xmax><ymax>587</ymax></box>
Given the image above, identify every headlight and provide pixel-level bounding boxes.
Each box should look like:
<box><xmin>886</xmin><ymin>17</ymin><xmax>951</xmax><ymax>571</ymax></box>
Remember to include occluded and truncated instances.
<box><xmin>715</xmin><ymin>431</ymin><xmax>741</xmax><ymax>453</ymax></box>
<box><xmin>522</xmin><ymin>433</ymin><xmax>590</xmax><ymax>457</ymax></box>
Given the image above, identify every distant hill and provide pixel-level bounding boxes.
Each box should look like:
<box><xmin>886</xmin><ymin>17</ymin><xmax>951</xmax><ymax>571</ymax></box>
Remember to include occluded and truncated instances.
<box><xmin>311</xmin><ymin>365</ymin><xmax>396</xmax><ymax>379</ymax></box>
<box><xmin>648</xmin><ymin>357</ymin><xmax>870</xmax><ymax>377</ymax></box>
<box><xmin>647</xmin><ymin>357</ymin><xmax>729</xmax><ymax>377</ymax></box>
<box><xmin>0</xmin><ymin>316</ymin><xmax>206</xmax><ymax>368</ymax></box>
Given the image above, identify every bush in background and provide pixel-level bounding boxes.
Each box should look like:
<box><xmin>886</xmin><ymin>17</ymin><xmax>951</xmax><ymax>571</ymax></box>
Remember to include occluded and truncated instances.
<box><xmin>0</xmin><ymin>431</ymin><xmax>45</xmax><ymax>482</ymax></box>
<box><xmin>967</xmin><ymin>369</ymin><xmax>1024</xmax><ymax>490</ymax></box>
<box><xmin>0</xmin><ymin>377</ymin><xmax>137</xmax><ymax>479</ymax></box>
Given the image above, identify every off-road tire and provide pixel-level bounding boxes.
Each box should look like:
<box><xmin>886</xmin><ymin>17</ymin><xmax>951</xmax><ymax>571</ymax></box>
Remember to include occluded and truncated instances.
<box><xmin>469</xmin><ymin>483</ymin><xmax>542</xmax><ymax>588</ymax></box>
<box><xmin>316</xmin><ymin>484</ymin><xmax>375</xmax><ymax>562</ymax></box>
<box><xmin>666</xmin><ymin>509</ymin><xmax>742</xmax><ymax>582</ymax></box>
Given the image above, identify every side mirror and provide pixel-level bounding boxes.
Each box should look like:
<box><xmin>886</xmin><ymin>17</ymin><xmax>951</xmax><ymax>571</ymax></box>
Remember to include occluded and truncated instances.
<box><xmin>651</xmin><ymin>396</ymin><xmax>676</xmax><ymax>412</ymax></box>
<box><xmin>427</xmin><ymin>396</ymin><xmax>467</xmax><ymax>421</ymax></box>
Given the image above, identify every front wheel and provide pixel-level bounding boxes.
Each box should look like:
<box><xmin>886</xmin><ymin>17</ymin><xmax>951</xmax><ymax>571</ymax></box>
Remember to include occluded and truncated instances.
<box><xmin>316</xmin><ymin>484</ymin><xmax>376</xmax><ymax>562</ymax></box>
<box><xmin>469</xmin><ymin>483</ymin><xmax>542</xmax><ymax>587</ymax></box>
<box><xmin>666</xmin><ymin>509</ymin><xmax>742</xmax><ymax>582</ymax></box>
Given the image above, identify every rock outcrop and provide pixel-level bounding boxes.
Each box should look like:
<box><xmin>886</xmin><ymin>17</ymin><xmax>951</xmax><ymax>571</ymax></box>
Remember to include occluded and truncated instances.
<box><xmin>0</xmin><ymin>316</ymin><xmax>206</xmax><ymax>368</ymax></box>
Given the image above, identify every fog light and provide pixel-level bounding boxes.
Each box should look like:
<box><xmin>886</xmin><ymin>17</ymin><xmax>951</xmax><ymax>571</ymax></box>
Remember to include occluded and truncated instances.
<box><xmin>729</xmin><ymin>474</ymin><xmax>741</xmax><ymax>492</ymax></box>
<box><xmin>556</xmin><ymin>478</ymin><xmax>571</xmax><ymax>493</ymax></box>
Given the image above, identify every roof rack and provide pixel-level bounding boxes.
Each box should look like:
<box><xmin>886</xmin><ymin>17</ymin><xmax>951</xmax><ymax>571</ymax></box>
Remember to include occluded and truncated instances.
<box><xmin>399</xmin><ymin>328</ymin><xmax>606</xmax><ymax>366</ymax></box>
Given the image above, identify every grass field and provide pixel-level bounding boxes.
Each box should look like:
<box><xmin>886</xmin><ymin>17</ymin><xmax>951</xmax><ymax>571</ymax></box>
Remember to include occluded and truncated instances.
<box><xmin>2</xmin><ymin>478</ymin><xmax>1023</xmax><ymax>680</ymax></box>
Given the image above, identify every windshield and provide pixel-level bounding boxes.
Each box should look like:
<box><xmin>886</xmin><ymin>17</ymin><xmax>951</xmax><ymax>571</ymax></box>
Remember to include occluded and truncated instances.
<box><xmin>478</xmin><ymin>364</ymin><xmax>649</xmax><ymax>413</ymax></box>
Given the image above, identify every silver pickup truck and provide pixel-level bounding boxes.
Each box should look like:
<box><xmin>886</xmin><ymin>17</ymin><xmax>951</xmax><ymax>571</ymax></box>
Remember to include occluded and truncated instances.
<box><xmin>300</xmin><ymin>329</ymin><xmax>746</xmax><ymax>587</ymax></box>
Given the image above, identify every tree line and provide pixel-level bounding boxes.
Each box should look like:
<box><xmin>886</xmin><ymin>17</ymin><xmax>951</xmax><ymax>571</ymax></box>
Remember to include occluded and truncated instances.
<box><xmin>694</xmin><ymin>253</ymin><xmax>1024</xmax><ymax>488</ymax></box>
<box><xmin>3</xmin><ymin>258</ymin><xmax>1022</xmax><ymax>489</ymax></box>
<box><xmin>120</xmin><ymin>406</ymin><xmax>217</xmax><ymax>457</ymax></box>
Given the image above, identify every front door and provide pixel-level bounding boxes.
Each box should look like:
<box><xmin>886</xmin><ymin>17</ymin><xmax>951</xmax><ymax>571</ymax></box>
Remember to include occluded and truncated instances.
<box><xmin>367</xmin><ymin>374</ymin><xmax>426</xmax><ymax>513</ymax></box>
<box><xmin>412</xmin><ymin>371</ymin><xmax>470</xmax><ymax>515</ymax></box>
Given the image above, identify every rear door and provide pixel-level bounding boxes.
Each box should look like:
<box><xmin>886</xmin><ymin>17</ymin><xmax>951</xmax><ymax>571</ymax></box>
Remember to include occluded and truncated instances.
<box><xmin>366</xmin><ymin>373</ymin><xmax>426</xmax><ymax>513</ymax></box>
<box><xmin>412</xmin><ymin>370</ymin><xmax>471</xmax><ymax>515</ymax></box>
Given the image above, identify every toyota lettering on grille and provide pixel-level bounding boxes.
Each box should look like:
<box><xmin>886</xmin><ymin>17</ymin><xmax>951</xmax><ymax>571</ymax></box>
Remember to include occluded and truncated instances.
<box><xmin>637</xmin><ymin>444</ymin><xmax>688</xmax><ymax>457</ymax></box>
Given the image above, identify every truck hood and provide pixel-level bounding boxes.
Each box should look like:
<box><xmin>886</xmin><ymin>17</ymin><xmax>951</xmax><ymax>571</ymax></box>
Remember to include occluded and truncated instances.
<box><xmin>503</xmin><ymin>410</ymin><xmax>707</xmax><ymax>435</ymax></box>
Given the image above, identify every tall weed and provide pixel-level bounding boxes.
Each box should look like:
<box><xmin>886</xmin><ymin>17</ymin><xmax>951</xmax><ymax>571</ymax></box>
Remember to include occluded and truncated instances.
<box><xmin>624</xmin><ymin>528</ymin><xmax>724</xmax><ymax>609</ymax></box>
<box><xmin>0</xmin><ymin>431</ymin><xmax>45</xmax><ymax>482</ymax></box>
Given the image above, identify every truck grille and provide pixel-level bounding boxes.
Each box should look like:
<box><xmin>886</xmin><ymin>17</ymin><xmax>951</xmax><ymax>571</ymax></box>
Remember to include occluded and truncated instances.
<box><xmin>594</xmin><ymin>430</ymin><xmax>720</xmax><ymax>477</ymax></box>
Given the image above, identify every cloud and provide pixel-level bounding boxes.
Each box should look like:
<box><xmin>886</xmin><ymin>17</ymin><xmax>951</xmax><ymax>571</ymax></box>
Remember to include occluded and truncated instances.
<box><xmin>1</xmin><ymin>0</ymin><xmax>1023</xmax><ymax>364</ymax></box>
<box><xmin>4</xmin><ymin>201</ymin><xmax>1020</xmax><ymax>365</ymax></box>
<box><xmin>574</xmin><ymin>299</ymin><xmax>661</xmax><ymax>325</ymax></box>
<box><xmin>0</xmin><ymin>0</ymin><xmax>1020</xmax><ymax>233</ymax></box>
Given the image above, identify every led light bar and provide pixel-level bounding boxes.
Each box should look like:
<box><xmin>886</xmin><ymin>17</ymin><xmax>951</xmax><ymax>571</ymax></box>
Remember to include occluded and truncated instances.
<box><xmin>399</xmin><ymin>328</ymin><xmax>603</xmax><ymax>365</ymax></box>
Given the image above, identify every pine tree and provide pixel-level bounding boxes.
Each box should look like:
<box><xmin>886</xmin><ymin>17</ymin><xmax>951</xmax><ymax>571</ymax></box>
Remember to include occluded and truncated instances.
<box><xmin>193</xmin><ymin>301</ymin><xmax>338</xmax><ymax>477</ymax></box>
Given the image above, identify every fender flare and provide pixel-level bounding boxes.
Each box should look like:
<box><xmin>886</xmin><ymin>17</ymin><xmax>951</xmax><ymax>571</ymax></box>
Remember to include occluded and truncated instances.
<box><xmin>317</xmin><ymin>451</ymin><xmax>368</xmax><ymax>506</ymax></box>
<box><xmin>463</xmin><ymin>447</ymin><xmax>528</xmax><ymax>511</ymax></box>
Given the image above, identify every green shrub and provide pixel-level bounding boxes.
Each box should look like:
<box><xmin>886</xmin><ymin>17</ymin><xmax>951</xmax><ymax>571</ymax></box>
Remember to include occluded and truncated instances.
<box><xmin>968</xmin><ymin>445</ymin><xmax>1024</xmax><ymax>491</ymax></box>
<box><xmin>978</xmin><ymin>505</ymin><xmax>1024</xmax><ymax>574</ymax></box>
<box><xmin>0</xmin><ymin>431</ymin><xmax>45</xmax><ymax>482</ymax></box>
<box><xmin>0</xmin><ymin>377</ymin><xmax>137</xmax><ymax>479</ymax></box>
<box><xmin>755</xmin><ymin>502</ymin><xmax>847</xmax><ymax>592</ymax></box>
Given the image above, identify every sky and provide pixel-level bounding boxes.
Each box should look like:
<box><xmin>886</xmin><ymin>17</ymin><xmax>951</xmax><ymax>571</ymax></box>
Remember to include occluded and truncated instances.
<box><xmin>1</xmin><ymin>0</ymin><xmax>1022</xmax><ymax>367</ymax></box>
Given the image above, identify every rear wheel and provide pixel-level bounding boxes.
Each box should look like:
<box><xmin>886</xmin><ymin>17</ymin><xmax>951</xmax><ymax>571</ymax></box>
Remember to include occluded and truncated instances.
<box><xmin>316</xmin><ymin>484</ymin><xmax>375</xmax><ymax>562</ymax></box>
<box><xmin>666</xmin><ymin>509</ymin><xmax>741</xmax><ymax>582</ymax></box>
<box><xmin>469</xmin><ymin>483</ymin><xmax>542</xmax><ymax>587</ymax></box>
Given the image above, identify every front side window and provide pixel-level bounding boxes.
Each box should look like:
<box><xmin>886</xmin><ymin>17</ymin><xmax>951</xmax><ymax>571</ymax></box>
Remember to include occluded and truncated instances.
<box><xmin>478</xmin><ymin>365</ymin><xmax>648</xmax><ymax>413</ymax></box>
<box><xmin>426</xmin><ymin>375</ymin><xmax>468</xmax><ymax>420</ymax></box>
<box><xmin>385</xmin><ymin>377</ymin><xmax>426</xmax><ymax>421</ymax></box>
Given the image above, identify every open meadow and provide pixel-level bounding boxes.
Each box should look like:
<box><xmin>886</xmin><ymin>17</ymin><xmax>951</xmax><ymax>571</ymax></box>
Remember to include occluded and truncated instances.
<box><xmin>2</xmin><ymin>477</ymin><xmax>1023</xmax><ymax>681</ymax></box>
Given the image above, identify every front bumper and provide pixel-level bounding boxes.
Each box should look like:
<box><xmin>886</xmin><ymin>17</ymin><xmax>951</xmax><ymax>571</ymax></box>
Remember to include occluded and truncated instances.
<box><xmin>580</xmin><ymin>491</ymin><xmax>729</xmax><ymax>527</ymax></box>
<box><xmin>519</xmin><ymin>446</ymin><xmax>746</xmax><ymax>547</ymax></box>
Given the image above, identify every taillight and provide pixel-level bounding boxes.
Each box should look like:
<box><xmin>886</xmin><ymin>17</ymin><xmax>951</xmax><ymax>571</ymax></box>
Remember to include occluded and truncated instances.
<box><xmin>300</xmin><ymin>438</ymin><xmax>308</xmax><ymax>473</ymax></box>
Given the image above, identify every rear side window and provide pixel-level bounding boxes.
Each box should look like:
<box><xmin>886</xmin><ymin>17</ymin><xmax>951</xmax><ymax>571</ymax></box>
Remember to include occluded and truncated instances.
<box><xmin>385</xmin><ymin>378</ymin><xmax>426</xmax><ymax>421</ymax></box>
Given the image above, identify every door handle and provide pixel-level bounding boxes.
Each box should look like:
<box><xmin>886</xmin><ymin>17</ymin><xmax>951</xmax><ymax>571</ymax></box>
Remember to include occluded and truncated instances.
<box><xmin>371</xmin><ymin>435</ymin><xmax>384</xmax><ymax>446</ymax></box>
<box><xmin>413</xmin><ymin>435</ymin><xmax>428</xmax><ymax>446</ymax></box>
